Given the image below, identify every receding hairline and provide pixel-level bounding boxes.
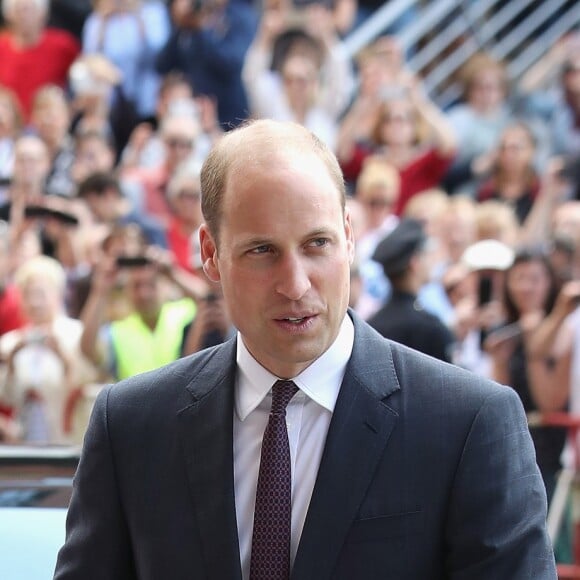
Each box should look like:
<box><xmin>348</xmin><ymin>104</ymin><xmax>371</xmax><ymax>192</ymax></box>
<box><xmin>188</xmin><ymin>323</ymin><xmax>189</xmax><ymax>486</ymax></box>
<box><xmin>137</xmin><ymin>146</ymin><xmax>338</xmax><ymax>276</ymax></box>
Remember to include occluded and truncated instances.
<box><xmin>200</xmin><ymin>120</ymin><xmax>346</xmax><ymax>239</ymax></box>
<box><xmin>220</xmin><ymin>119</ymin><xmax>327</xmax><ymax>157</ymax></box>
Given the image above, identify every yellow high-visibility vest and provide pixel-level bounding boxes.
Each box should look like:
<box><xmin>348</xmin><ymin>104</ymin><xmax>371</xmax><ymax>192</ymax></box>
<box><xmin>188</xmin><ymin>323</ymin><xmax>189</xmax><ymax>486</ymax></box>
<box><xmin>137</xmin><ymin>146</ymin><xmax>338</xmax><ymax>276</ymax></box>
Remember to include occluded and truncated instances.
<box><xmin>110</xmin><ymin>299</ymin><xmax>196</xmax><ymax>380</ymax></box>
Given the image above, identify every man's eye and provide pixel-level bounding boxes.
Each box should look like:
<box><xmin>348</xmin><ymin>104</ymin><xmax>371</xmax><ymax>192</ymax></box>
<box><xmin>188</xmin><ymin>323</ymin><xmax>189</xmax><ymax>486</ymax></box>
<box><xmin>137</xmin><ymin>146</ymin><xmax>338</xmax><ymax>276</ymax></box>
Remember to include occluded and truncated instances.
<box><xmin>309</xmin><ymin>238</ymin><xmax>330</xmax><ymax>248</ymax></box>
<box><xmin>249</xmin><ymin>245</ymin><xmax>271</xmax><ymax>255</ymax></box>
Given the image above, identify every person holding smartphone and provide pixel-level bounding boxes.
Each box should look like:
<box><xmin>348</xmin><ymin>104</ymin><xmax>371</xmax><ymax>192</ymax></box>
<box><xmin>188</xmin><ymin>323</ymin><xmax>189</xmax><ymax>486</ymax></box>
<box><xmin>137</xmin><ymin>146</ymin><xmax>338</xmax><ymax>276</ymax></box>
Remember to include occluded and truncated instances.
<box><xmin>79</xmin><ymin>243</ymin><xmax>207</xmax><ymax>381</ymax></box>
<box><xmin>0</xmin><ymin>256</ymin><xmax>99</xmax><ymax>444</ymax></box>
<box><xmin>82</xmin><ymin>0</ymin><xmax>170</xmax><ymax>125</ymax></box>
<box><xmin>155</xmin><ymin>0</ymin><xmax>258</xmax><ymax>129</ymax></box>
<box><xmin>485</xmin><ymin>249</ymin><xmax>567</xmax><ymax>501</ymax></box>
<box><xmin>181</xmin><ymin>284</ymin><xmax>234</xmax><ymax>355</ymax></box>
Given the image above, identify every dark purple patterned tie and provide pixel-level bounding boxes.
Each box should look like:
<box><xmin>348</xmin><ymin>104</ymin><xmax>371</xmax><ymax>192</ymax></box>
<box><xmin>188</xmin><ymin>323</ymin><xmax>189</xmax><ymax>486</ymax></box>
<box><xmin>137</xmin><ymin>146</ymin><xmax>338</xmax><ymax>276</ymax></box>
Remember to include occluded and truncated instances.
<box><xmin>249</xmin><ymin>380</ymin><xmax>299</xmax><ymax>580</ymax></box>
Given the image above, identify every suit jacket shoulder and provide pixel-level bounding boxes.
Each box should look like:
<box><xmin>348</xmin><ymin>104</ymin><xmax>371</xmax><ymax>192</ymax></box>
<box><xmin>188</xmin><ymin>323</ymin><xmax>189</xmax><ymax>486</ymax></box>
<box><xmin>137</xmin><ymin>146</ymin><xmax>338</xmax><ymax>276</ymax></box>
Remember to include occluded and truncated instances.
<box><xmin>104</xmin><ymin>337</ymin><xmax>238</xmax><ymax>421</ymax></box>
<box><xmin>310</xmin><ymin>314</ymin><xmax>556</xmax><ymax>580</ymax></box>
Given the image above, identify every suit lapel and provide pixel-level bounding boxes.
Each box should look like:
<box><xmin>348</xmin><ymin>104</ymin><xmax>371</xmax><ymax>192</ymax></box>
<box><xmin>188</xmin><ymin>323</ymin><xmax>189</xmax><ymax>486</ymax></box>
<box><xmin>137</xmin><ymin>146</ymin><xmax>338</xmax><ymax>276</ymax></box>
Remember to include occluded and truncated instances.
<box><xmin>176</xmin><ymin>340</ymin><xmax>243</xmax><ymax>580</ymax></box>
<box><xmin>292</xmin><ymin>318</ymin><xmax>400</xmax><ymax>580</ymax></box>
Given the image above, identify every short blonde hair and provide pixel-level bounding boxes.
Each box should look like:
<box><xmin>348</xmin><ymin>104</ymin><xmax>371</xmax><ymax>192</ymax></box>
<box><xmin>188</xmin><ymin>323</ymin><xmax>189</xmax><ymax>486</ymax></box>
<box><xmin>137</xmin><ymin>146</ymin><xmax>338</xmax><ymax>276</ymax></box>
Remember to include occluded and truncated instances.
<box><xmin>475</xmin><ymin>200</ymin><xmax>519</xmax><ymax>245</ymax></box>
<box><xmin>356</xmin><ymin>160</ymin><xmax>400</xmax><ymax>198</ymax></box>
<box><xmin>200</xmin><ymin>119</ymin><xmax>345</xmax><ymax>241</ymax></box>
<box><xmin>448</xmin><ymin>194</ymin><xmax>477</xmax><ymax>217</ymax></box>
<box><xmin>14</xmin><ymin>255</ymin><xmax>66</xmax><ymax>296</ymax></box>
<box><xmin>404</xmin><ymin>189</ymin><xmax>450</xmax><ymax>221</ymax></box>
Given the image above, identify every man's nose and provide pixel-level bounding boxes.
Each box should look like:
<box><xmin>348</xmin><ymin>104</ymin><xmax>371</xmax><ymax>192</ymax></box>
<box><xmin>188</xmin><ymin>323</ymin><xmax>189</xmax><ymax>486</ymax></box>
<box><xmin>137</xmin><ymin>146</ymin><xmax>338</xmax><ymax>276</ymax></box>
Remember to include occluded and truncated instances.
<box><xmin>275</xmin><ymin>254</ymin><xmax>311</xmax><ymax>301</ymax></box>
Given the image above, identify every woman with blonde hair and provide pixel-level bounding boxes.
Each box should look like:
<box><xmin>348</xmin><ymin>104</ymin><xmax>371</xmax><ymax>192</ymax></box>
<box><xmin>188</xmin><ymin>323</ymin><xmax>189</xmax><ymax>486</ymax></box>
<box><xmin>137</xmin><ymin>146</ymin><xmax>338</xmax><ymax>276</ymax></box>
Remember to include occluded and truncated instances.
<box><xmin>475</xmin><ymin>199</ymin><xmax>520</xmax><ymax>248</ymax></box>
<box><xmin>338</xmin><ymin>77</ymin><xmax>456</xmax><ymax>214</ymax></box>
<box><xmin>476</xmin><ymin>121</ymin><xmax>541</xmax><ymax>224</ymax></box>
<box><xmin>0</xmin><ymin>255</ymin><xmax>99</xmax><ymax>443</ymax></box>
<box><xmin>445</xmin><ymin>52</ymin><xmax>512</xmax><ymax>195</ymax></box>
<box><xmin>352</xmin><ymin>160</ymin><xmax>400</xmax><ymax>319</ymax></box>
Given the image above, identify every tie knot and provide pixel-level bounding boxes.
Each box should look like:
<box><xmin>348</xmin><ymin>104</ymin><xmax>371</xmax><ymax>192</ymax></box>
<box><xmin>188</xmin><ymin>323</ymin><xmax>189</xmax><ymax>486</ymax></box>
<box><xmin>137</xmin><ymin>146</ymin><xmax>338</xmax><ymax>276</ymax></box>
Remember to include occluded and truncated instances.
<box><xmin>271</xmin><ymin>380</ymin><xmax>298</xmax><ymax>415</ymax></box>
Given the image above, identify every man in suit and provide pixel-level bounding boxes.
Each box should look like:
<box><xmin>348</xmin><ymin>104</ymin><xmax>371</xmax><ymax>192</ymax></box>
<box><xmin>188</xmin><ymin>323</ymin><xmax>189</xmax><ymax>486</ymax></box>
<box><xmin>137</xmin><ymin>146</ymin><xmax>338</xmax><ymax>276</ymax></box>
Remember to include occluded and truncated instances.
<box><xmin>368</xmin><ymin>217</ymin><xmax>456</xmax><ymax>362</ymax></box>
<box><xmin>54</xmin><ymin>119</ymin><xmax>556</xmax><ymax>579</ymax></box>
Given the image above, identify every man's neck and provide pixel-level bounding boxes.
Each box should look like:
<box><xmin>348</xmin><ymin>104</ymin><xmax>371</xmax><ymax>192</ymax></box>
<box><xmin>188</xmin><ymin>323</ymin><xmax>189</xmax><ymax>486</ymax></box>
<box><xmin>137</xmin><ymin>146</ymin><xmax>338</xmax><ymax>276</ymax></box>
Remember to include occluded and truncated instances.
<box><xmin>140</xmin><ymin>308</ymin><xmax>161</xmax><ymax>331</ymax></box>
<box><xmin>392</xmin><ymin>275</ymin><xmax>420</xmax><ymax>296</ymax></box>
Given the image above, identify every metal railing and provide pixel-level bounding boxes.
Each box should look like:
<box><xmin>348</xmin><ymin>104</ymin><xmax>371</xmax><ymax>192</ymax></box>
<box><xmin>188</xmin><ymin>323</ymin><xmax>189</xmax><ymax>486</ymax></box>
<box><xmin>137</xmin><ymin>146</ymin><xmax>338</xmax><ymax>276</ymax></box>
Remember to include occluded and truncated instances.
<box><xmin>343</xmin><ymin>0</ymin><xmax>580</xmax><ymax>109</ymax></box>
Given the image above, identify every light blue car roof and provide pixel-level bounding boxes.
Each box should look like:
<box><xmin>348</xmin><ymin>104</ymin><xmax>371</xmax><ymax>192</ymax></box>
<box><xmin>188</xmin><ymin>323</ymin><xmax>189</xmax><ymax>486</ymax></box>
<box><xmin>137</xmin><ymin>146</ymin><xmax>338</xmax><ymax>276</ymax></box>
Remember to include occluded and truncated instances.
<box><xmin>0</xmin><ymin>507</ymin><xmax>67</xmax><ymax>580</ymax></box>
<box><xmin>0</xmin><ymin>445</ymin><xmax>79</xmax><ymax>580</ymax></box>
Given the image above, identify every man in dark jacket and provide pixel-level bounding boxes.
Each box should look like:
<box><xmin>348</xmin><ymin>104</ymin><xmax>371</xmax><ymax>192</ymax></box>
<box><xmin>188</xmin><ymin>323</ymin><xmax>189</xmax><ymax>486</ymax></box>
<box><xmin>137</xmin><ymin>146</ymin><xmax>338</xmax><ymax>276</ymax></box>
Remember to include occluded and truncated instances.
<box><xmin>156</xmin><ymin>0</ymin><xmax>257</xmax><ymax>129</ymax></box>
<box><xmin>368</xmin><ymin>217</ymin><xmax>455</xmax><ymax>362</ymax></box>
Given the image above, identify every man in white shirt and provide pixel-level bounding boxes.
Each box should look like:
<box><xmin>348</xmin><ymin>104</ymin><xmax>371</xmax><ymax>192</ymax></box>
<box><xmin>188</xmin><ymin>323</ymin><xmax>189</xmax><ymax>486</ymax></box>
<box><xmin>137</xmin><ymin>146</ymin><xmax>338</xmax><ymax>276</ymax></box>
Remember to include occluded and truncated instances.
<box><xmin>55</xmin><ymin>119</ymin><xmax>556</xmax><ymax>579</ymax></box>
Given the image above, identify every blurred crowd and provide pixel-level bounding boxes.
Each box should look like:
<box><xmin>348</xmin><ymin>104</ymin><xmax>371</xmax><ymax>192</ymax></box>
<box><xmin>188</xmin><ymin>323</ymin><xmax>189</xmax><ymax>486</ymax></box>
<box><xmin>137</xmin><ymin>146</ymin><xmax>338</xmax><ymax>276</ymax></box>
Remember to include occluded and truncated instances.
<box><xmin>0</xmin><ymin>0</ymin><xmax>580</xmax><ymax>549</ymax></box>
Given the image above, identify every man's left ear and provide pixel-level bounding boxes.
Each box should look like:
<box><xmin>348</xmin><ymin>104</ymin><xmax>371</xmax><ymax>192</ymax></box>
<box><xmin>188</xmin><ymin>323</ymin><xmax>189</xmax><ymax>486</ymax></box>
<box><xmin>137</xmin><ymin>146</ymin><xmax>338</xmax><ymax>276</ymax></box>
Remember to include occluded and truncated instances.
<box><xmin>344</xmin><ymin>208</ymin><xmax>356</xmax><ymax>264</ymax></box>
<box><xmin>199</xmin><ymin>224</ymin><xmax>220</xmax><ymax>282</ymax></box>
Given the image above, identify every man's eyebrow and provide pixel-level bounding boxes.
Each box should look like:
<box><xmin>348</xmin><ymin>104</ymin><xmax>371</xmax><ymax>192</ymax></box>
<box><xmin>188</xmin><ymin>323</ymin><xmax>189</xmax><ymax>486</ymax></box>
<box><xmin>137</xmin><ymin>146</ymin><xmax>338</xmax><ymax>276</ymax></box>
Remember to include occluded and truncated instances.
<box><xmin>306</xmin><ymin>228</ymin><xmax>335</xmax><ymax>237</ymax></box>
<box><xmin>237</xmin><ymin>228</ymin><xmax>335</xmax><ymax>248</ymax></box>
<box><xmin>235</xmin><ymin>237</ymin><xmax>274</xmax><ymax>250</ymax></box>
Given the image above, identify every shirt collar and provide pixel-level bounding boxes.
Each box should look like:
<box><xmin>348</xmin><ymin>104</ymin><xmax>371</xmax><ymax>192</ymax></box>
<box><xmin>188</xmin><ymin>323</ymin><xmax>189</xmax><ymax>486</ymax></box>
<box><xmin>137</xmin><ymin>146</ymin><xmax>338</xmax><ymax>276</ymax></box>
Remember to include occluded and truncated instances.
<box><xmin>235</xmin><ymin>314</ymin><xmax>354</xmax><ymax>421</ymax></box>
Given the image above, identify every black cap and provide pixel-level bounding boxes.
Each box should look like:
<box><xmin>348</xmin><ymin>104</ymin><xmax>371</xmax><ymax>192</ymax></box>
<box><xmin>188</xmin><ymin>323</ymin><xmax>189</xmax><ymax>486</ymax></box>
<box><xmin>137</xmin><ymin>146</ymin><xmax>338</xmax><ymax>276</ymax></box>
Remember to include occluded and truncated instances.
<box><xmin>372</xmin><ymin>218</ymin><xmax>426</xmax><ymax>277</ymax></box>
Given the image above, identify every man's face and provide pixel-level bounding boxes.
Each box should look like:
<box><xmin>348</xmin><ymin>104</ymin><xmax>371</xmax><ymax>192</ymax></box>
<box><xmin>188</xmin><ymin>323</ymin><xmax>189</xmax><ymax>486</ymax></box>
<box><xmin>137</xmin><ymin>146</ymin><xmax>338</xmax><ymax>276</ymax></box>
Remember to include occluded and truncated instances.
<box><xmin>200</xmin><ymin>152</ymin><xmax>354</xmax><ymax>379</ymax></box>
<box><xmin>71</xmin><ymin>137</ymin><xmax>115</xmax><ymax>184</ymax></box>
<box><xmin>126</xmin><ymin>266</ymin><xmax>161</xmax><ymax>318</ymax></box>
<box><xmin>162</xmin><ymin>120</ymin><xmax>197</xmax><ymax>168</ymax></box>
<box><xmin>359</xmin><ymin>184</ymin><xmax>397</xmax><ymax>230</ymax></box>
<box><xmin>83</xmin><ymin>188</ymin><xmax>116</xmax><ymax>222</ymax></box>
<box><xmin>169</xmin><ymin>179</ymin><xmax>202</xmax><ymax>227</ymax></box>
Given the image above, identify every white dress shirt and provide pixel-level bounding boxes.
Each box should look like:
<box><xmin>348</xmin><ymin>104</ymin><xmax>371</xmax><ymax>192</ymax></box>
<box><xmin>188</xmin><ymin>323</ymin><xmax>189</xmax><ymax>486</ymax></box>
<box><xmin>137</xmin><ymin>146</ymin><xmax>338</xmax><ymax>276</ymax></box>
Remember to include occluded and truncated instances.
<box><xmin>233</xmin><ymin>315</ymin><xmax>354</xmax><ymax>580</ymax></box>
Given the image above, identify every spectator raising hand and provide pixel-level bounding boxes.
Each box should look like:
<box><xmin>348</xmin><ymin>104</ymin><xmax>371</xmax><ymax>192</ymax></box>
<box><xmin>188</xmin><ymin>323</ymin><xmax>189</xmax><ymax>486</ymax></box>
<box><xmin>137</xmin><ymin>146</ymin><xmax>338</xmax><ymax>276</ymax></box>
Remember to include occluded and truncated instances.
<box><xmin>0</xmin><ymin>256</ymin><xmax>99</xmax><ymax>444</ymax></box>
<box><xmin>339</xmin><ymin>73</ymin><xmax>457</xmax><ymax>211</ymax></box>
<box><xmin>82</xmin><ymin>0</ymin><xmax>170</xmax><ymax>127</ymax></box>
<box><xmin>485</xmin><ymin>247</ymin><xmax>566</xmax><ymax>507</ymax></box>
<box><xmin>524</xmin><ymin>279</ymin><xmax>580</xmax><ymax>412</ymax></box>
<box><xmin>156</xmin><ymin>0</ymin><xmax>258</xmax><ymax>129</ymax></box>
<box><xmin>79</xmin><ymin>238</ymin><xmax>204</xmax><ymax>381</ymax></box>
<box><xmin>242</xmin><ymin>2</ymin><xmax>353</xmax><ymax>150</ymax></box>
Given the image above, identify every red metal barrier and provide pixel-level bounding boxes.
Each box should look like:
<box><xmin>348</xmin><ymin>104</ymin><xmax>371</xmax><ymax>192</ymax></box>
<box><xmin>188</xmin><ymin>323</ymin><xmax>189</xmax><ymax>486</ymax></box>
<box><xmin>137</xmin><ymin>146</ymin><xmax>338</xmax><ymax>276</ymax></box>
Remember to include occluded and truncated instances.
<box><xmin>557</xmin><ymin>564</ymin><xmax>580</xmax><ymax>579</ymax></box>
<box><xmin>528</xmin><ymin>413</ymin><xmax>580</xmax><ymax>579</ymax></box>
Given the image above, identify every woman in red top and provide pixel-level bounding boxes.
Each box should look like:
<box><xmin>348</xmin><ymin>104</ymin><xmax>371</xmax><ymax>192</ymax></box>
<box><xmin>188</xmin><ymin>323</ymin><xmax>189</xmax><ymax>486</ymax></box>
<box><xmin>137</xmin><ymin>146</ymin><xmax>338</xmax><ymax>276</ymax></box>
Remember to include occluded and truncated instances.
<box><xmin>476</xmin><ymin>121</ymin><xmax>540</xmax><ymax>224</ymax></box>
<box><xmin>338</xmin><ymin>76</ymin><xmax>456</xmax><ymax>214</ymax></box>
<box><xmin>165</xmin><ymin>166</ymin><xmax>204</xmax><ymax>273</ymax></box>
<box><xmin>0</xmin><ymin>0</ymin><xmax>79</xmax><ymax>119</ymax></box>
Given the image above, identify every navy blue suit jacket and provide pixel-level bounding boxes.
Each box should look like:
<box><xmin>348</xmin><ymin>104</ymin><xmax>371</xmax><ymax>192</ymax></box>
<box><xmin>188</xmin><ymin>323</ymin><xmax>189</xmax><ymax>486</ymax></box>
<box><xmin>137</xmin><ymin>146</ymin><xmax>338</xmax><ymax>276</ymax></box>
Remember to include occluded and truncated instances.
<box><xmin>54</xmin><ymin>313</ymin><xmax>556</xmax><ymax>579</ymax></box>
